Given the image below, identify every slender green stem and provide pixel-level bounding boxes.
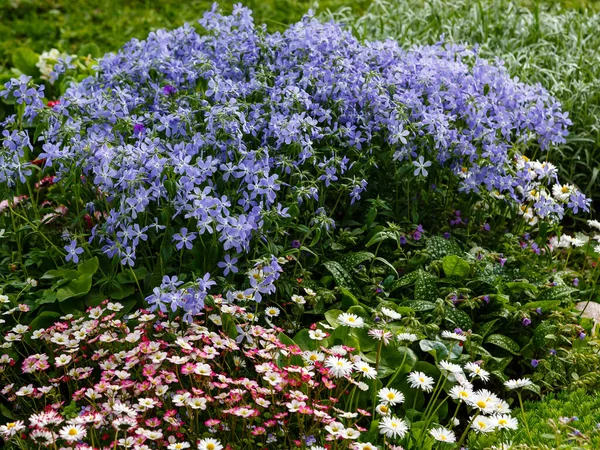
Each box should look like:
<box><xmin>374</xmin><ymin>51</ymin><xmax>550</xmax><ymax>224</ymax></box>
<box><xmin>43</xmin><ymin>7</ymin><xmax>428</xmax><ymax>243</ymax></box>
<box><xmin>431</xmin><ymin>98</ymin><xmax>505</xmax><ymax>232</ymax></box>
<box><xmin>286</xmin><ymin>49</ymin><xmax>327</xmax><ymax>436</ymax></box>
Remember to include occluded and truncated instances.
<box><xmin>517</xmin><ymin>392</ymin><xmax>533</xmax><ymax>445</ymax></box>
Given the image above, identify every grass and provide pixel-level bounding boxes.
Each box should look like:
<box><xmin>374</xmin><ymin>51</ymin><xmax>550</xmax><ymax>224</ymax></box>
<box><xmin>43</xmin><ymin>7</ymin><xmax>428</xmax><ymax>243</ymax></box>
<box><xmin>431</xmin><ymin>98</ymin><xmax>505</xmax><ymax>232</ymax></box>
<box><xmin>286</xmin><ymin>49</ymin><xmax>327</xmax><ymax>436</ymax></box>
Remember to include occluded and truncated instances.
<box><xmin>0</xmin><ymin>0</ymin><xmax>372</xmax><ymax>70</ymax></box>
<box><xmin>328</xmin><ymin>0</ymin><xmax>600</xmax><ymax>211</ymax></box>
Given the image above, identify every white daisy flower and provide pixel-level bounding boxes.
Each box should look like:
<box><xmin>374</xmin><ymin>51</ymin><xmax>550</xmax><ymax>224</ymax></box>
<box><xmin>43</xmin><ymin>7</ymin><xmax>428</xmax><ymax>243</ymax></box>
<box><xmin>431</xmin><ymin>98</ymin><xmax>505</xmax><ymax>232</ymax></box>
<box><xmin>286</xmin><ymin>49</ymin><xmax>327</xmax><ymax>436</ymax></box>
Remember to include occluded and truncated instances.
<box><xmin>407</xmin><ymin>371</ymin><xmax>435</xmax><ymax>392</ymax></box>
<box><xmin>377</xmin><ymin>387</ymin><xmax>405</xmax><ymax>405</ymax></box>
<box><xmin>338</xmin><ymin>313</ymin><xmax>365</xmax><ymax>328</ymax></box>
<box><xmin>504</xmin><ymin>378</ymin><xmax>533</xmax><ymax>390</ymax></box>
<box><xmin>492</xmin><ymin>414</ymin><xmax>518</xmax><ymax>430</ymax></box>
<box><xmin>430</xmin><ymin>426</ymin><xmax>456</xmax><ymax>443</ymax></box>
<box><xmin>378</xmin><ymin>416</ymin><xmax>409</xmax><ymax>439</ymax></box>
<box><xmin>325</xmin><ymin>356</ymin><xmax>354</xmax><ymax>378</ymax></box>
<box><xmin>380</xmin><ymin>307</ymin><xmax>402</xmax><ymax>320</ymax></box>
<box><xmin>441</xmin><ymin>330</ymin><xmax>467</xmax><ymax>342</ymax></box>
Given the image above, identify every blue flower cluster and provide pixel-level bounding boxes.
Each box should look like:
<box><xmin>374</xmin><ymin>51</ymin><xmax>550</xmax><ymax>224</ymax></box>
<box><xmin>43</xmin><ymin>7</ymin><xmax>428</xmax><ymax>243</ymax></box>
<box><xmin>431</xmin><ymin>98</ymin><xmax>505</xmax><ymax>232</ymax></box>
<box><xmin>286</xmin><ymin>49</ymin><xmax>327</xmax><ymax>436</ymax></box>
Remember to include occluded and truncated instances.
<box><xmin>0</xmin><ymin>5</ymin><xmax>588</xmax><ymax>271</ymax></box>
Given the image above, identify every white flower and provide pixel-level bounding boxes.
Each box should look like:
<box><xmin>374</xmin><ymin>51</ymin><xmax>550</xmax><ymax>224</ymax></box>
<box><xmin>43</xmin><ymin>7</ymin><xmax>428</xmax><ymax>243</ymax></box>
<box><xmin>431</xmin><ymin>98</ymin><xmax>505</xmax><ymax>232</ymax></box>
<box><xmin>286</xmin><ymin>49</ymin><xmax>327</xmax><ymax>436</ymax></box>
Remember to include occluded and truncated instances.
<box><xmin>107</xmin><ymin>302</ymin><xmax>124</xmax><ymax>311</ymax></box>
<box><xmin>54</xmin><ymin>354</ymin><xmax>72</xmax><ymax>367</ymax></box>
<box><xmin>552</xmin><ymin>183</ymin><xmax>572</xmax><ymax>201</ymax></box>
<box><xmin>303</xmin><ymin>350</ymin><xmax>325</xmax><ymax>365</ymax></box>
<box><xmin>589</xmin><ymin>220</ymin><xmax>600</xmax><ymax>231</ymax></box>
<box><xmin>468</xmin><ymin>394</ymin><xmax>497</xmax><ymax>414</ymax></box>
<box><xmin>381</xmin><ymin>307</ymin><xmax>402</xmax><ymax>320</ymax></box>
<box><xmin>368</xmin><ymin>329</ymin><xmax>393</xmax><ymax>344</ymax></box>
<box><xmin>338</xmin><ymin>313</ymin><xmax>365</xmax><ymax>328</ymax></box>
<box><xmin>449</xmin><ymin>385</ymin><xmax>473</xmax><ymax>402</ymax></box>
<box><xmin>291</xmin><ymin>295</ymin><xmax>306</xmax><ymax>305</ymax></box>
<box><xmin>471</xmin><ymin>415</ymin><xmax>495</xmax><ymax>433</ymax></box>
<box><xmin>376</xmin><ymin>403</ymin><xmax>392</xmax><ymax>415</ymax></box>
<box><xmin>353</xmin><ymin>443</ymin><xmax>378</xmax><ymax>450</ymax></box>
<box><xmin>504</xmin><ymin>378</ymin><xmax>533</xmax><ymax>390</ymax></box>
<box><xmin>308</xmin><ymin>329</ymin><xmax>327</xmax><ymax>340</ymax></box>
<box><xmin>0</xmin><ymin>294</ymin><xmax>9</xmax><ymax>303</ymax></box>
<box><xmin>430</xmin><ymin>426</ymin><xmax>456</xmax><ymax>443</ymax></box>
<box><xmin>354</xmin><ymin>361</ymin><xmax>377</xmax><ymax>379</ymax></box>
<box><xmin>325</xmin><ymin>356</ymin><xmax>354</xmax><ymax>378</ymax></box>
<box><xmin>439</xmin><ymin>360</ymin><xmax>463</xmax><ymax>374</ymax></box>
<box><xmin>341</xmin><ymin>428</ymin><xmax>361</xmax><ymax>439</ymax></box>
<box><xmin>197</xmin><ymin>438</ymin><xmax>223</xmax><ymax>450</ymax></box>
<box><xmin>464</xmin><ymin>362</ymin><xmax>490</xmax><ymax>382</ymax></box>
<box><xmin>492</xmin><ymin>414</ymin><xmax>518</xmax><ymax>430</ymax></box>
<box><xmin>397</xmin><ymin>332</ymin><xmax>418</xmax><ymax>342</ymax></box>
<box><xmin>59</xmin><ymin>424</ymin><xmax>87</xmax><ymax>442</ymax></box>
<box><xmin>167</xmin><ymin>443</ymin><xmax>190</xmax><ymax>450</ymax></box>
<box><xmin>441</xmin><ymin>330</ymin><xmax>467</xmax><ymax>342</ymax></box>
<box><xmin>325</xmin><ymin>421</ymin><xmax>346</xmax><ymax>437</ymax></box>
<box><xmin>377</xmin><ymin>387</ymin><xmax>405</xmax><ymax>405</ymax></box>
<box><xmin>413</xmin><ymin>155</ymin><xmax>432</xmax><ymax>177</ymax></box>
<box><xmin>407</xmin><ymin>371</ymin><xmax>435</xmax><ymax>392</ymax></box>
<box><xmin>265</xmin><ymin>307</ymin><xmax>280</xmax><ymax>318</ymax></box>
<box><xmin>378</xmin><ymin>416</ymin><xmax>409</xmax><ymax>439</ymax></box>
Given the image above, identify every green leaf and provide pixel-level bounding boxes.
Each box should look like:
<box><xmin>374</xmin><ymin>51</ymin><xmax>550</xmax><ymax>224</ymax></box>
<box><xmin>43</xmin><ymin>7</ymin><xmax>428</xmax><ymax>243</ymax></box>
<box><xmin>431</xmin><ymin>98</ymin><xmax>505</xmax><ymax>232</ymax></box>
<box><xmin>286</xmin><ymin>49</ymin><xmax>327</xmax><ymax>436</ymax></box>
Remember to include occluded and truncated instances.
<box><xmin>536</xmin><ymin>285</ymin><xmax>578</xmax><ymax>302</ymax></box>
<box><xmin>28</xmin><ymin>310</ymin><xmax>61</xmax><ymax>331</ymax></box>
<box><xmin>400</xmin><ymin>300</ymin><xmax>436</xmax><ymax>311</ymax></box>
<box><xmin>366</xmin><ymin>231</ymin><xmax>396</xmax><ymax>247</ymax></box>
<box><xmin>388</xmin><ymin>271</ymin><xmax>419</xmax><ymax>292</ymax></box>
<box><xmin>414</xmin><ymin>270</ymin><xmax>438</xmax><ymax>301</ymax></box>
<box><xmin>323</xmin><ymin>261</ymin><xmax>358</xmax><ymax>292</ymax></box>
<box><xmin>442</xmin><ymin>255</ymin><xmax>471</xmax><ymax>278</ymax></box>
<box><xmin>485</xmin><ymin>334</ymin><xmax>521</xmax><ymax>354</ymax></box>
<box><xmin>12</xmin><ymin>47</ymin><xmax>40</xmax><ymax>76</ymax></box>
<box><xmin>325</xmin><ymin>309</ymin><xmax>343</xmax><ymax>328</ymax></box>
<box><xmin>0</xmin><ymin>404</ymin><xmax>18</xmax><ymax>420</ymax></box>
<box><xmin>533</xmin><ymin>321</ymin><xmax>558</xmax><ymax>349</ymax></box>
<box><xmin>444</xmin><ymin>307</ymin><xmax>473</xmax><ymax>330</ymax></box>
<box><xmin>56</xmin><ymin>274</ymin><xmax>93</xmax><ymax>301</ymax></box>
<box><xmin>426</xmin><ymin>235</ymin><xmax>462</xmax><ymax>260</ymax></box>
<box><xmin>420</xmin><ymin>339</ymin><xmax>449</xmax><ymax>361</ymax></box>
<box><xmin>221</xmin><ymin>314</ymin><xmax>238</xmax><ymax>339</ymax></box>
<box><xmin>77</xmin><ymin>257</ymin><xmax>99</xmax><ymax>277</ymax></box>
<box><xmin>337</xmin><ymin>251</ymin><xmax>374</xmax><ymax>270</ymax></box>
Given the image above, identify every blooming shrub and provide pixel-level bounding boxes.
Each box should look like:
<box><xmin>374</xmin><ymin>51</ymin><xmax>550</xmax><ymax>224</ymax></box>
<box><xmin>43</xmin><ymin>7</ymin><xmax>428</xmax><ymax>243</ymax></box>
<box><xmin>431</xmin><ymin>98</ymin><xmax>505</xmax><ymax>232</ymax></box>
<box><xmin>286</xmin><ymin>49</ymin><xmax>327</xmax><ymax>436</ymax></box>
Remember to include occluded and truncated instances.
<box><xmin>0</xmin><ymin>6</ymin><xmax>588</xmax><ymax>282</ymax></box>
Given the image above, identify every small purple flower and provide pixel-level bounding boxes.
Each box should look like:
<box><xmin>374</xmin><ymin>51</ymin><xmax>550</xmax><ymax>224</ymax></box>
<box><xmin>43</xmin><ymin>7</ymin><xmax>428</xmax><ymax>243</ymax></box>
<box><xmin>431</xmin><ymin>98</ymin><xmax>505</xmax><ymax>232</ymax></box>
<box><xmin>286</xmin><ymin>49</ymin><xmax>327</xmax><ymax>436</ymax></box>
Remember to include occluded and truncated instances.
<box><xmin>162</xmin><ymin>84</ymin><xmax>177</xmax><ymax>95</ymax></box>
<box><xmin>218</xmin><ymin>254</ymin><xmax>239</xmax><ymax>276</ymax></box>
<box><xmin>399</xmin><ymin>235</ymin><xmax>407</xmax><ymax>245</ymax></box>
<box><xmin>531</xmin><ymin>243</ymin><xmax>540</xmax><ymax>255</ymax></box>
<box><xmin>483</xmin><ymin>295</ymin><xmax>490</xmax><ymax>304</ymax></box>
<box><xmin>499</xmin><ymin>257</ymin><xmax>507</xmax><ymax>267</ymax></box>
<box><xmin>454</xmin><ymin>328</ymin><xmax>463</xmax><ymax>335</ymax></box>
<box><xmin>531</xmin><ymin>359</ymin><xmax>539</xmax><ymax>368</ymax></box>
<box><xmin>64</xmin><ymin>239</ymin><xmax>84</xmax><ymax>264</ymax></box>
<box><xmin>291</xmin><ymin>240</ymin><xmax>301</xmax><ymax>249</ymax></box>
<box><xmin>443</xmin><ymin>232</ymin><xmax>451</xmax><ymax>239</ymax></box>
<box><xmin>305</xmin><ymin>435</ymin><xmax>316</xmax><ymax>446</ymax></box>
<box><xmin>573</xmin><ymin>278</ymin><xmax>579</xmax><ymax>287</ymax></box>
<box><xmin>579</xmin><ymin>332</ymin><xmax>586</xmax><ymax>340</ymax></box>
<box><xmin>536</xmin><ymin>307</ymin><xmax>543</xmax><ymax>315</ymax></box>
<box><xmin>522</xmin><ymin>317</ymin><xmax>532</xmax><ymax>327</ymax></box>
<box><xmin>173</xmin><ymin>227</ymin><xmax>197</xmax><ymax>250</ymax></box>
<box><xmin>549</xmin><ymin>348</ymin><xmax>557</xmax><ymax>356</ymax></box>
<box><xmin>413</xmin><ymin>230</ymin><xmax>422</xmax><ymax>241</ymax></box>
<box><xmin>483</xmin><ymin>223</ymin><xmax>491</xmax><ymax>231</ymax></box>
<box><xmin>133</xmin><ymin>123</ymin><xmax>145</xmax><ymax>134</ymax></box>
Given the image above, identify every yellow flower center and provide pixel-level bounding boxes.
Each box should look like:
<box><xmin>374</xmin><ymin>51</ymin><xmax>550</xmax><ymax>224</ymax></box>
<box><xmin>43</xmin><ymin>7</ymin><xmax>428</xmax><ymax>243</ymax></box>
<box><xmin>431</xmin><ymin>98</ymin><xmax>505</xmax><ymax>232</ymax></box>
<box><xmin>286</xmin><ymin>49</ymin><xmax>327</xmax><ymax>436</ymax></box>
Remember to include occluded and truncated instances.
<box><xmin>68</xmin><ymin>428</ymin><xmax>78</xmax><ymax>436</ymax></box>
<box><xmin>499</xmin><ymin>419</ymin><xmax>507</xmax><ymax>425</ymax></box>
<box><xmin>7</xmin><ymin>423</ymin><xmax>15</xmax><ymax>429</ymax></box>
<box><xmin>477</xmin><ymin>400</ymin><xmax>487</xmax><ymax>408</ymax></box>
<box><xmin>207</xmin><ymin>444</ymin><xmax>215</xmax><ymax>450</ymax></box>
<box><xmin>387</xmin><ymin>393</ymin><xmax>395</xmax><ymax>399</ymax></box>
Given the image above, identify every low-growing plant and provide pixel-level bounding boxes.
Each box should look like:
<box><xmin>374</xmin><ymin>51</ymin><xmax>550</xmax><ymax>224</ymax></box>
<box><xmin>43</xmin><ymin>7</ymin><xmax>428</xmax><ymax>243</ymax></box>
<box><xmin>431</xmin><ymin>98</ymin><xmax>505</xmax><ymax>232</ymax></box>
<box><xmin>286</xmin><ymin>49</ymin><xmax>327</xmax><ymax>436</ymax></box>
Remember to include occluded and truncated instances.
<box><xmin>471</xmin><ymin>389</ymin><xmax>600</xmax><ymax>449</ymax></box>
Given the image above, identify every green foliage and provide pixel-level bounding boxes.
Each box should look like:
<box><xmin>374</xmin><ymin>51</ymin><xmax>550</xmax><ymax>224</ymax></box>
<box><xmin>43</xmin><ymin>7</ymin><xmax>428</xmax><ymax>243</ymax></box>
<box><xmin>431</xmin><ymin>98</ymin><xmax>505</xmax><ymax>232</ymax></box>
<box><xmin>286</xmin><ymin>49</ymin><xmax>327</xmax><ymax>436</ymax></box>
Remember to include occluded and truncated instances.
<box><xmin>472</xmin><ymin>389</ymin><xmax>600</xmax><ymax>449</ymax></box>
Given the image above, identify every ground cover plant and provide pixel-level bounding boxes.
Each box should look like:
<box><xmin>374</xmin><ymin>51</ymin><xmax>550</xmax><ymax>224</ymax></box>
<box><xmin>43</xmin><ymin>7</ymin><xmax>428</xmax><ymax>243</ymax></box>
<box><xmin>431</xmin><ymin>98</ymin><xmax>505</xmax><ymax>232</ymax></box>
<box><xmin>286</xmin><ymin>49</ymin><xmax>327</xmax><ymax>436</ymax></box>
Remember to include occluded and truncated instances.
<box><xmin>1</xmin><ymin>3</ymin><xmax>600</xmax><ymax>450</ymax></box>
